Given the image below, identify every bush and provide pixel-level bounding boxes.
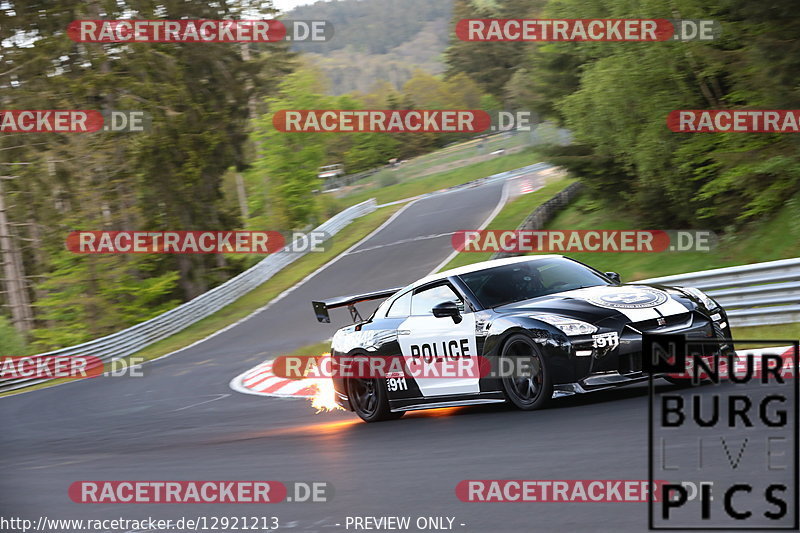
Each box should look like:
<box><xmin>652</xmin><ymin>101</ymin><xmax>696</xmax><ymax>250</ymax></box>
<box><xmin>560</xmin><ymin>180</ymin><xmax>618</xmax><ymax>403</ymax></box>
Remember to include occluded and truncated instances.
<box><xmin>0</xmin><ymin>315</ymin><xmax>29</xmax><ymax>355</ymax></box>
<box><xmin>378</xmin><ymin>172</ymin><xmax>400</xmax><ymax>188</ymax></box>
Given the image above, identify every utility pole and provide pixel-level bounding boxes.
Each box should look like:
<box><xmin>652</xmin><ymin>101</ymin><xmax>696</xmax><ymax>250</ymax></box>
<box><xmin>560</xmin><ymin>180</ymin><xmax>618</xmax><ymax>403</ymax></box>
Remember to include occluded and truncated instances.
<box><xmin>0</xmin><ymin>177</ymin><xmax>34</xmax><ymax>334</ymax></box>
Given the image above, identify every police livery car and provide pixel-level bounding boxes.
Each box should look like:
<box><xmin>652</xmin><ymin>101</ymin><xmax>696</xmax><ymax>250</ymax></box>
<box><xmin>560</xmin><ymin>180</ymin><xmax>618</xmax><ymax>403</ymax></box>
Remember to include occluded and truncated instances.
<box><xmin>312</xmin><ymin>256</ymin><xmax>731</xmax><ymax>422</ymax></box>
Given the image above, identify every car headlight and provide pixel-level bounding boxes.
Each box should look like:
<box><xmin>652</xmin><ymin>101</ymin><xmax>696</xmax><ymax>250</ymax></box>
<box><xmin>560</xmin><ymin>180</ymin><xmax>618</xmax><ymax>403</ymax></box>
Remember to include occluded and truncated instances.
<box><xmin>529</xmin><ymin>314</ymin><xmax>598</xmax><ymax>336</ymax></box>
<box><xmin>682</xmin><ymin>287</ymin><xmax>719</xmax><ymax>311</ymax></box>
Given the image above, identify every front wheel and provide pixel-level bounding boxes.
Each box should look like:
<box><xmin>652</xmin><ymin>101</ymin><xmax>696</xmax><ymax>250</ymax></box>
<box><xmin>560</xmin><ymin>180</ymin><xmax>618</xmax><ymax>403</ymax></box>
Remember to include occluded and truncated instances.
<box><xmin>347</xmin><ymin>377</ymin><xmax>404</xmax><ymax>423</ymax></box>
<box><xmin>500</xmin><ymin>334</ymin><xmax>552</xmax><ymax>411</ymax></box>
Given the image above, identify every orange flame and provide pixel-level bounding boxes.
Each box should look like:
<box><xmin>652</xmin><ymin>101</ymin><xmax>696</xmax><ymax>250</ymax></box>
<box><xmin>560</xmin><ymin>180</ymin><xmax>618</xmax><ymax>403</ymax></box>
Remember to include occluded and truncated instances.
<box><xmin>307</xmin><ymin>353</ymin><xmax>344</xmax><ymax>413</ymax></box>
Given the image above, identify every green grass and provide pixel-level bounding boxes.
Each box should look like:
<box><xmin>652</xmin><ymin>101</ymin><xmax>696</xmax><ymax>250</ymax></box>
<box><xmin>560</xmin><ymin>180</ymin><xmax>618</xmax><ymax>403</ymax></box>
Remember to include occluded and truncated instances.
<box><xmin>731</xmin><ymin>323</ymin><xmax>800</xmax><ymax>341</ymax></box>
<box><xmin>538</xmin><ymin>193</ymin><xmax>800</xmax><ymax>341</ymax></box>
<box><xmin>359</xmin><ymin>132</ymin><xmax>529</xmax><ymax>187</ymax></box>
<box><xmin>439</xmin><ymin>177</ymin><xmax>577</xmax><ymax>271</ymax></box>
<box><xmin>339</xmin><ymin>148</ymin><xmax>544</xmax><ymax>208</ymax></box>
<box><xmin>543</xmin><ymin>194</ymin><xmax>800</xmax><ymax>282</ymax></box>
<box><xmin>0</xmin><ymin>205</ymin><xmax>401</xmax><ymax>397</ymax></box>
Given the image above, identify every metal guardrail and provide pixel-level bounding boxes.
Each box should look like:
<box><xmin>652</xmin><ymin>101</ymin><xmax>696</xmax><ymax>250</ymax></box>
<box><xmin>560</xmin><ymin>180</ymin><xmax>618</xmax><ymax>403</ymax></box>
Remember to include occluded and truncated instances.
<box><xmin>639</xmin><ymin>258</ymin><xmax>800</xmax><ymax>327</ymax></box>
<box><xmin>0</xmin><ymin>163</ymin><xmax>547</xmax><ymax>393</ymax></box>
<box><xmin>3</xmin><ymin>173</ymin><xmax>797</xmax><ymax>393</ymax></box>
<box><xmin>515</xmin><ymin>181</ymin><xmax>583</xmax><ymax>231</ymax></box>
<box><xmin>0</xmin><ymin>199</ymin><xmax>378</xmax><ymax>393</ymax></box>
<box><xmin>376</xmin><ymin>162</ymin><xmax>553</xmax><ymax>208</ymax></box>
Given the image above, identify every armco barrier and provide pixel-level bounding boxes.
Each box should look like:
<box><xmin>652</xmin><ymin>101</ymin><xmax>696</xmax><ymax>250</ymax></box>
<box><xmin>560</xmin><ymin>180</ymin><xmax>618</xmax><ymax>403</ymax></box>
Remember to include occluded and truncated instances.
<box><xmin>639</xmin><ymin>258</ymin><xmax>800</xmax><ymax>328</ymax></box>
<box><xmin>0</xmin><ymin>163</ymin><xmax>551</xmax><ymax>394</ymax></box>
<box><xmin>0</xmin><ymin>199</ymin><xmax>377</xmax><ymax>393</ymax></box>
<box><xmin>3</xmin><ymin>182</ymin><xmax>796</xmax><ymax>393</ymax></box>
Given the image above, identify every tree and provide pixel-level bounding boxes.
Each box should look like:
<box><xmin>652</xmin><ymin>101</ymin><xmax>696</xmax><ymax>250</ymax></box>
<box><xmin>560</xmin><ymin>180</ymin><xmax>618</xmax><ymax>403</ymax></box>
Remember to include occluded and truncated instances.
<box><xmin>0</xmin><ymin>0</ymin><xmax>292</xmax><ymax>345</ymax></box>
<box><xmin>248</xmin><ymin>65</ymin><xmax>332</xmax><ymax>230</ymax></box>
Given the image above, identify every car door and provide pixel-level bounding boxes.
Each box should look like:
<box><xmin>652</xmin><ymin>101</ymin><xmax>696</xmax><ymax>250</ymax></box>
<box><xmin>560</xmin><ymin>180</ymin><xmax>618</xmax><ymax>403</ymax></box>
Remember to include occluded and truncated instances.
<box><xmin>396</xmin><ymin>281</ymin><xmax>480</xmax><ymax>398</ymax></box>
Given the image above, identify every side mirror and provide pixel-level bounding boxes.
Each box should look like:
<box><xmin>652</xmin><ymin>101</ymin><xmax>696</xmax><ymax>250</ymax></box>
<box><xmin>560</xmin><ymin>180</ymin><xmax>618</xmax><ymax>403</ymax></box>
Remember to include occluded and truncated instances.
<box><xmin>432</xmin><ymin>301</ymin><xmax>462</xmax><ymax>323</ymax></box>
<box><xmin>605</xmin><ymin>271</ymin><xmax>621</xmax><ymax>284</ymax></box>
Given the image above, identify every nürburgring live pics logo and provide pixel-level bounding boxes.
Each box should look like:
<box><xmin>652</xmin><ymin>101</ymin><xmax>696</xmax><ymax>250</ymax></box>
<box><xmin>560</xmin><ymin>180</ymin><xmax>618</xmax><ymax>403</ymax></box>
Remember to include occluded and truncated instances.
<box><xmin>645</xmin><ymin>334</ymin><xmax>798</xmax><ymax>530</ymax></box>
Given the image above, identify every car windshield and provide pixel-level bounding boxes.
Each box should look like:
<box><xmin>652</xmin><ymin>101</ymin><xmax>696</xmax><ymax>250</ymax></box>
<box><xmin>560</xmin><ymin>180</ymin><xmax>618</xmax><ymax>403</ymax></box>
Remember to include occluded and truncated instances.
<box><xmin>458</xmin><ymin>257</ymin><xmax>613</xmax><ymax>308</ymax></box>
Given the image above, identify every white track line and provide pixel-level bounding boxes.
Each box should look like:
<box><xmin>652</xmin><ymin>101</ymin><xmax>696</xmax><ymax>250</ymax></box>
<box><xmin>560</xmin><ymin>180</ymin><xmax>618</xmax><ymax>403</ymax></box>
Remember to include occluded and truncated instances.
<box><xmin>231</xmin><ymin>179</ymin><xmax>520</xmax><ymax>398</ymax></box>
<box><xmin>3</xmin><ymin>201</ymin><xmax>417</xmax><ymax>400</ymax></box>
<box><xmin>427</xmin><ymin>178</ymin><xmax>512</xmax><ymax>275</ymax></box>
<box><xmin>228</xmin><ymin>200</ymin><xmax>423</xmax><ymax>397</ymax></box>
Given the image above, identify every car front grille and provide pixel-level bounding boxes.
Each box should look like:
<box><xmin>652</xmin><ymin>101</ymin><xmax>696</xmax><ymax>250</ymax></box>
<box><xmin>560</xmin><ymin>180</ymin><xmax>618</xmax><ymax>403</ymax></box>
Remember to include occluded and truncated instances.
<box><xmin>632</xmin><ymin>312</ymin><xmax>692</xmax><ymax>333</ymax></box>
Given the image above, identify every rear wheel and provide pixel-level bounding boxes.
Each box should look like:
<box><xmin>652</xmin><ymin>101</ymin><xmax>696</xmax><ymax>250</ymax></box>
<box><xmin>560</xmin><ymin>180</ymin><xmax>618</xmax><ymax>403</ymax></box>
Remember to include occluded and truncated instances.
<box><xmin>347</xmin><ymin>377</ymin><xmax>404</xmax><ymax>422</ymax></box>
<box><xmin>500</xmin><ymin>334</ymin><xmax>552</xmax><ymax>411</ymax></box>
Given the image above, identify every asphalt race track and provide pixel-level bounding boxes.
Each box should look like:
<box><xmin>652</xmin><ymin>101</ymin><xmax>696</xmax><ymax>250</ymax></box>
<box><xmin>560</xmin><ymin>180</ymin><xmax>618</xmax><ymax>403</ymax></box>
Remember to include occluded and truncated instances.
<box><xmin>1</xmin><ymin>176</ymin><xmax>790</xmax><ymax>532</ymax></box>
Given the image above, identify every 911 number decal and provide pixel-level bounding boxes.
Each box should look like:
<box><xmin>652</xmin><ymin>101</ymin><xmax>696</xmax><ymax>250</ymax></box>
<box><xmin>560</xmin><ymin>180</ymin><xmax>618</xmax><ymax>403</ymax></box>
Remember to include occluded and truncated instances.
<box><xmin>387</xmin><ymin>376</ymin><xmax>408</xmax><ymax>392</ymax></box>
<box><xmin>592</xmin><ymin>332</ymin><xmax>619</xmax><ymax>349</ymax></box>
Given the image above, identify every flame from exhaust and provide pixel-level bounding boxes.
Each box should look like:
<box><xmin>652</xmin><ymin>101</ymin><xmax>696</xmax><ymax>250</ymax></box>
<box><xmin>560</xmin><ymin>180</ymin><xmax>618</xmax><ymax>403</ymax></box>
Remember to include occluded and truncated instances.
<box><xmin>307</xmin><ymin>353</ymin><xmax>344</xmax><ymax>413</ymax></box>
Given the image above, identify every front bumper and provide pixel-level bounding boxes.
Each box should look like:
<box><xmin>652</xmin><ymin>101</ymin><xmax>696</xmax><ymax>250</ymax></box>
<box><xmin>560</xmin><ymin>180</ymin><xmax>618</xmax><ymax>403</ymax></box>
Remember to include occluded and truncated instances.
<box><xmin>556</xmin><ymin>310</ymin><xmax>731</xmax><ymax>394</ymax></box>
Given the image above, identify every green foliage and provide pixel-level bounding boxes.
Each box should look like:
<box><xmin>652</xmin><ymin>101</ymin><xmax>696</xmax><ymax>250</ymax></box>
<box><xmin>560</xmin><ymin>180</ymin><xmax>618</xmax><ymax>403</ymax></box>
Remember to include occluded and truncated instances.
<box><xmin>0</xmin><ymin>0</ymin><xmax>291</xmax><ymax>343</ymax></box>
<box><xmin>248</xmin><ymin>66</ymin><xmax>333</xmax><ymax>229</ymax></box>
<box><xmin>542</xmin><ymin>192</ymin><xmax>800</xmax><ymax>282</ymax></box>
<box><xmin>246</xmin><ymin>61</ymin><xmax>500</xmax><ymax>229</ymax></box>
<box><xmin>444</xmin><ymin>0</ymin><xmax>800</xmax><ymax>229</ymax></box>
<box><xmin>378</xmin><ymin>172</ymin><xmax>401</xmax><ymax>188</ymax></box>
<box><xmin>0</xmin><ymin>316</ymin><xmax>29</xmax><ymax>356</ymax></box>
<box><xmin>344</xmin><ymin>133</ymin><xmax>399</xmax><ymax>173</ymax></box>
<box><xmin>444</xmin><ymin>0</ymin><xmax>534</xmax><ymax>98</ymax></box>
<box><xmin>31</xmin><ymin>251</ymin><xmax>180</xmax><ymax>351</ymax></box>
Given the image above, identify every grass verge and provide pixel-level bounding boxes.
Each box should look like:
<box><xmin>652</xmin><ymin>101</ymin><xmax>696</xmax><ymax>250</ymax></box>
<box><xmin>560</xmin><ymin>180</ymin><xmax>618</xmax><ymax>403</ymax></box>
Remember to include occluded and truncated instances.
<box><xmin>544</xmin><ymin>194</ymin><xmax>800</xmax><ymax>281</ymax></box>
<box><xmin>338</xmin><ymin>148</ymin><xmax>544</xmax><ymax>208</ymax></box>
<box><xmin>288</xmin><ymin>341</ymin><xmax>332</xmax><ymax>357</ymax></box>
<box><xmin>731</xmin><ymin>323</ymin><xmax>800</xmax><ymax>341</ymax></box>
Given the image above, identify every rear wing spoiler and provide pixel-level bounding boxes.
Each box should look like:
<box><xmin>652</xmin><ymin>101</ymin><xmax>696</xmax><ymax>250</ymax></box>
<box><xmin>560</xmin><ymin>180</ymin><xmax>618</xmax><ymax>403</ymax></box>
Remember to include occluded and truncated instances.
<box><xmin>312</xmin><ymin>287</ymin><xmax>402</xmax><ymax>323</ymax></box>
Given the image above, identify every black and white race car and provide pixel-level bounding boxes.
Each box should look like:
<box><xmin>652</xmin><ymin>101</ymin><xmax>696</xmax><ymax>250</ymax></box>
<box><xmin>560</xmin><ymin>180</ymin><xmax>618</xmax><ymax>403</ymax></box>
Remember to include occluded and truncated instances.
<box><xmin>312</xmin><ymin>256</ymin><xmax>732</xmax><ymax>422</ymax></box>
